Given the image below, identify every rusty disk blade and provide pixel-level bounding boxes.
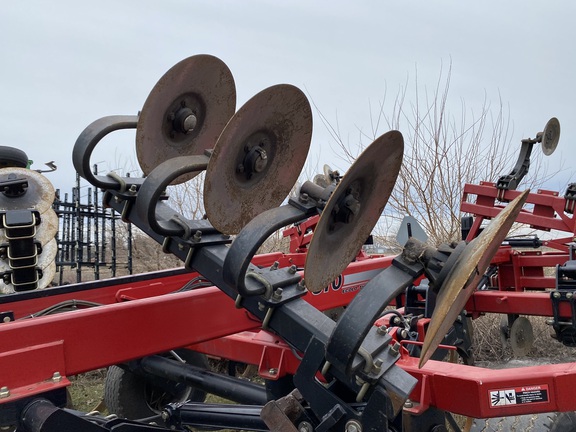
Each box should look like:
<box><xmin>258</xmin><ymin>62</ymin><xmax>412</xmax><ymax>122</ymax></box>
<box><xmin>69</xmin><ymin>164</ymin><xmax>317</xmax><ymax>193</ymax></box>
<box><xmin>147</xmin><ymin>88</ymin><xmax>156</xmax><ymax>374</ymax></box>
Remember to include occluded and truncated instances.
<box><xmin>0</xmin><ymin>168</ymin><xmax>55</xmax><ymax>214</ymax></box>
<box><xmin>305</xmin><ymin>130</ymin><xmax>404</xmax><ymax>293</ymax></box>
<box><xmin>136</xmin><ymin>55</ymin><xmax>236</xmax><ymax>184</ymax></box>
<box><xmin>419</xmin><ymin>190</ymin><xmax>530</xmax><ymax>368</ymax></box>
<box><xmin>204</xmin><ymin>84</ymin><xmax>313</xmax><ymax>235</ymax></box>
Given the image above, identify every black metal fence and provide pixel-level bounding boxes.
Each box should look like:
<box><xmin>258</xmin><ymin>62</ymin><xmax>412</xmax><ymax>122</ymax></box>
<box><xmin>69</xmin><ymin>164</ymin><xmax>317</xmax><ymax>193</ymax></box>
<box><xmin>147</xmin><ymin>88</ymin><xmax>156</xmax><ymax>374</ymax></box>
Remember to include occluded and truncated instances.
<box><xmin>52</xmin><ymin>168</ymin><xmax>133</xmax><ymax>284</ymax></box>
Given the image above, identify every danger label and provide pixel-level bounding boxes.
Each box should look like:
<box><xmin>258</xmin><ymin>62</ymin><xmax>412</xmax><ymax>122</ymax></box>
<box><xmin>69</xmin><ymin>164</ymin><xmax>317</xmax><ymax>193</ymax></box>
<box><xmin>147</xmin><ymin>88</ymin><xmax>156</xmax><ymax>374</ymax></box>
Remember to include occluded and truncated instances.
<box><xmin>489</xmin><ymin>385</ymin><xmax>549</xmax><ymax>407</ymax></box>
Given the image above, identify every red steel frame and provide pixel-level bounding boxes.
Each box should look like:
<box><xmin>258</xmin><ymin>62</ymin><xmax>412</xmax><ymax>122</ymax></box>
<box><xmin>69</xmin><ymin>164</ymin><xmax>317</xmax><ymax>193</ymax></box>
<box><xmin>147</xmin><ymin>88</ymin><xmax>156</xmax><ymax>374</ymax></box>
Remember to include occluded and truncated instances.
<box><xmin>462</xmin><ymin>182</ymin><xmax>575</xmax><ymax>318</ymax></box>
<box><xmin>1</xmin><ymin>180</ymin><xmax>576</xmax><ymax>420</ymax></box>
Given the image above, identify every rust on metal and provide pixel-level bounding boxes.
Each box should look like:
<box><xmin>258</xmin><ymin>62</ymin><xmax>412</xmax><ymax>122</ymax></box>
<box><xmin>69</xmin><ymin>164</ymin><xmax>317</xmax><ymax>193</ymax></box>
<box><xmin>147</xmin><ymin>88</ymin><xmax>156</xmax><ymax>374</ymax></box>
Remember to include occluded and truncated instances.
<box><xmin>136</xmin><ymin>55</ymin><xmax>236</xmax><ymax>184</ymax></box>
<box><xmin>305</xmin><ymin>130</ymin><xmax>404</xmax><ymax>293</ymax></box>
<box><xmin>204</xmin><ymin>84</ymin><xmax>313</xmax><ymax>235</ymax></box>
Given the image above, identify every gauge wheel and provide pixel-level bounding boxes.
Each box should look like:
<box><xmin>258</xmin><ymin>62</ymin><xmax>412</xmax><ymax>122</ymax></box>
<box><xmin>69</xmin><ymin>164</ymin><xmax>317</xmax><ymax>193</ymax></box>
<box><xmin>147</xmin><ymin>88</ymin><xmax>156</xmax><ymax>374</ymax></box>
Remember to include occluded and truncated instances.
<box><xmin>104</xmin><ymin>350</ymin><xmax>208</xmax><ymax>420</ymax></box>
<box><xmin>469</xmin><ymin>412</ymin><xmax>576</xmax><ymax>431</ymax></box>
<box><xmin>0</xmin><ymin>146</ymin><xmax>29</xmax><ymax>168</ymax></box>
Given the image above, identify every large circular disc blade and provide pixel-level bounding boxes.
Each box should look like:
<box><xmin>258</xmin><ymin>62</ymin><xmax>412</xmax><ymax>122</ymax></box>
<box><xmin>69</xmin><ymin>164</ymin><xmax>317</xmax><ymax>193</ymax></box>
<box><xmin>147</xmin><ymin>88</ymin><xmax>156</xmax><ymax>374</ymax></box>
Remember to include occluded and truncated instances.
<box><xmin>305</xmin><ymin>131</ymin><xmax>404</xmax><ymax>293</ymax></box>
<box><xmin>136</xmin><ymin>55</ymin><xmax>236</xmax><ymax>184</ymax></box>
<box><xmin>204</xmin><ymin>84</ymin><xmax>313</xmax><ymax>234</ymax></box>
<box><xmin>510</xmin><ymin>316</ymin><xmax>534</xmax><ymax>357</ymax></box>
<box><xmin>541</xmin><ymin>117</ymin><xmax>560</xmax><ymax>156</ymax></box>
<box><xmin>0</xmin><ymin>208</ymin><xmax>58</xmax><ymax>246</ymax></box>
<box><xmin>419</xmin><ymin>190</ymin><xmax>529</xmax><ymax>368</ymax></box>
<box><xmin>0</xmin><ymin>168</ymin><xmax>55</xmax><ymax>214</ymax></box>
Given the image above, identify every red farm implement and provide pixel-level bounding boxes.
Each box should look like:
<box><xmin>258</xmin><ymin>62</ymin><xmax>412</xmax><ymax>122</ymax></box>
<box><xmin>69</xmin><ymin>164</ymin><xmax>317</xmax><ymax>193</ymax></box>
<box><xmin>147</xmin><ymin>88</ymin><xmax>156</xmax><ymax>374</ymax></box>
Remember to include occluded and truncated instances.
<box><xmin>0</xmin><ymin>55</ymin><xmax>574</xmax><ymax>431</ymax></box>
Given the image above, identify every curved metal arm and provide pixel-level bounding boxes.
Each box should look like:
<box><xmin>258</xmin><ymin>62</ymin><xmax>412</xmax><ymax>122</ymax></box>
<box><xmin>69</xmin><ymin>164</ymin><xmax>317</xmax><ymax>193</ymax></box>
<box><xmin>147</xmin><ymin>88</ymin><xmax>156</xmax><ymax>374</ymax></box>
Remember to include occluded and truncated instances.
<box><xmin>326</xmin><ymin>259</ymin><xmax>422</xmax><ymax>374</ymax></box>
<box><xmin>72</xmin><ymin>115</ymin><xmax>139</xmax><ymax>189</ymax></box>
<box><xmin>135</xmin><ymin>155</ymin><xmax>210</xmax><ymax>237</ymax></box>
<box><xmin>223</xmin><ymin>205</ymin><xmax>308</xmax><ymax>297</ymax></box>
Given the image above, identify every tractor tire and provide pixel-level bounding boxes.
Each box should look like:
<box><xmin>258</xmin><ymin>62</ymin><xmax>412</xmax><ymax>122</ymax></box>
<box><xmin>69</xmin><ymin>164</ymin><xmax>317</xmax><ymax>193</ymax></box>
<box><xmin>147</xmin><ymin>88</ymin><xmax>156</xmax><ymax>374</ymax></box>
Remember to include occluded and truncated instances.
<box><xmin>0</xmin><ymin>146</ymin><xmax>29</xmax><ymax>168</ymax></box>
<box><xmin>469</xmin><ymin>411</ymin><xmax>576</xmax><ymax>431</ymax></box>
<box><xmin>104</xmin><ymin>350</ymin><xmax>208</xmax><ymax>420</ymax></box>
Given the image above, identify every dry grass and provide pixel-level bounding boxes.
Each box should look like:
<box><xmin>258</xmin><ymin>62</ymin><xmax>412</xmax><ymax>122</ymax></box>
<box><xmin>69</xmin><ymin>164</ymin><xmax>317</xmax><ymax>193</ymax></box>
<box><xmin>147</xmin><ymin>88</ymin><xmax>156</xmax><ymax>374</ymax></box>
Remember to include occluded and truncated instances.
<box><xmin>68</xmin><ymin>369</ymin><xmax>107</xmax><ymax>413</ymax></box>
<box><xmin>472</xmin><ymin>313</ymin><xmax>576</xmax><ymax>363</ymax></box>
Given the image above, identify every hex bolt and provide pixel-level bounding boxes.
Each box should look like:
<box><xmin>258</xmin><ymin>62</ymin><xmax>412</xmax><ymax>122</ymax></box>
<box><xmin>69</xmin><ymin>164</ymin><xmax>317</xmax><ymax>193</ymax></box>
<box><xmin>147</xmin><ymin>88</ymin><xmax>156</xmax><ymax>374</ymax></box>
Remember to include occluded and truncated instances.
<box><xmin>404</xmin><ymin>399</ymin><xmax>413</xmax><ymax>408</ymax></box>
<box><xmin>193</xmin><ymin>230</ymin><xmax>202</xmax><ymax>242</ymax></box>
<box><xmin>297</xmin><ymin>279</ymin><xmax>307</xmax><ymax>291</ymax></box>
<box><xmin>568</xmin><ymin>292</ymin><xmax>574</xmax><ymax>300</ymax></box>
<box><xmin>299</xmin><ymin>193</ymin><xmax>309</xmax><ymax>203</ymax></box>
<box><xmin>129</xmin><ymin>184</ymin><xmax>137</xmax><ymax>193</ymax></box>
<box><xmin>345</xmin><ymin>419</ymin><xmax>362</xmax><ymax>432</ymax></box>
<box><xmin>161</xmin><ymin>410</ymin><xmax>170</xmax><ymax>422</ymax></box>
<box><xmin>377</xmin><ymin>325</ymin><xmax>388</xmax><ymax>335</ymax></box>
<box><xmin>268</xmin><ymin>368</ymin><xmax>277</xmax><ymax>376</ymax></box>
<box><xmin>270</xmin><ymin>261</ymin><xmax>279</xmax><ymax>271</ymax></box>
<box><xmin>52</xmin><ymin>372</ymin><xmax>62</xmax><ymax>382</ymax></box>
<box><xmin>288</xmin><ymin>265</ymin><xmax>298</xmax><ymax>274</ymax></box>
<box><xmin>0</xmin><ymin>387</ymin><xmax>9</xmax><ymax>398</ymax></box>
<box><xmin>553</xmin><ymin>291</ymin><xmax>562</xmax><ymax>299</ymax></box>
<box><xmin>389</xmin><ymin>342</ymin><xmax>399</xmax><ymax>355</ymax></box>
<box><xmin>273</xmin><ymin>288</ymin><xmax>283</xmax><ymax>300</ymax></box>
<box><xmin>298</xmin><ymin>421</ymin><xmax>313</xmax><ymax>432</ymax></box>
<box><xmin>258</xmin><ymin>302</ymin><xmax>266</xmax><ymax>312</ymax></box>
<box><xmin>373</xmin><ymin>358</ymin><xmax>383</xmax><ymax>373</ymax></box>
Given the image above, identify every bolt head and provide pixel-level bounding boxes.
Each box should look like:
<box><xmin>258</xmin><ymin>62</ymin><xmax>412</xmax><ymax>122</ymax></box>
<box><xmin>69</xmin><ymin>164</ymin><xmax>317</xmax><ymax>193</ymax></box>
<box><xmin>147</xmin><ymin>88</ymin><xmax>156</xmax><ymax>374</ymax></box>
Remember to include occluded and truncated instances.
<box><xmin>183</xmin><ymin>114</ymin><xmax>197</xmax><ymax>133</ymax></box>
<box><xmin>345</xmin><ymin>420</ymin><xmax>362</xmax><ymax>432</ymax></box>
<box><xmin>273</xmin><ymin>288</ymin><xmax>283</xmax><ymax>300</ymax></box>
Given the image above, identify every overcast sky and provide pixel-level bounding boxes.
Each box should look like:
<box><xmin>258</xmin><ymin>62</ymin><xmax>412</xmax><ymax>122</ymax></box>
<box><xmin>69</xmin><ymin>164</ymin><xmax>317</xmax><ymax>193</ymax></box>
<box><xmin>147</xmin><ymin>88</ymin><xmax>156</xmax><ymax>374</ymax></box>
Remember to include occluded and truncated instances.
<box><xmin>1</xmin><ymin>1</ymin><xmax>574</xmax><ymax>197</ymax></box>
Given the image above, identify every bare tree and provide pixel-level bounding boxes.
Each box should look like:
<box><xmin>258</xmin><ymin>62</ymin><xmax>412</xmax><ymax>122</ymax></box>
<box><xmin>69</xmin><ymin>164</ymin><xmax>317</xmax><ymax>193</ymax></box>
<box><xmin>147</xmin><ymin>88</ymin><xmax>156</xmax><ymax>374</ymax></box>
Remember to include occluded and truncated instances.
<box><xmin>318</xmin><ymin>63</ymin><xmax>548</xmax><ymax>247</ymax></box>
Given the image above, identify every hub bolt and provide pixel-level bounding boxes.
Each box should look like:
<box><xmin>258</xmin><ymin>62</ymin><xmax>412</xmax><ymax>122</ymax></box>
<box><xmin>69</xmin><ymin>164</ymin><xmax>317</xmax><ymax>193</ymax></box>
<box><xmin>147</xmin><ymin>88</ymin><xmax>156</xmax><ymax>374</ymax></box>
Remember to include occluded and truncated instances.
<box><xmin>345</xmin><ymin>420</ymin><xmax>362</xmax><ymax>432</ymax></box>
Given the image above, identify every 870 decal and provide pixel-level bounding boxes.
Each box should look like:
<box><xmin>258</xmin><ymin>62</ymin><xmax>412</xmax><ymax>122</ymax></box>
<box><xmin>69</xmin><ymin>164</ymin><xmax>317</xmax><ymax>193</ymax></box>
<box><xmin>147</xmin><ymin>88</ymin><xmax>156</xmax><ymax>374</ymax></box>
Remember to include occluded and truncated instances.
<box><xmin>312</xmin><ymin>274</ymin><xmax>344</xmax><ymax>295</ymax></box>
<box><xmin>310</xmin><ymin>269</ymin><xmax>382</xmax><ymax>296</ymax></box>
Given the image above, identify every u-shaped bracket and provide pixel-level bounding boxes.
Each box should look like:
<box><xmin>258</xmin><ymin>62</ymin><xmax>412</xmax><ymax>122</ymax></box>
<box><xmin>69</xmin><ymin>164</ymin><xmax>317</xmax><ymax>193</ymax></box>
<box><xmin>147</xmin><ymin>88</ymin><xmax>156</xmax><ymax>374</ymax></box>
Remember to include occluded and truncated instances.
<box><xmin>135</xmin><ymin>155</ymin><xmax>210</xmax><ymax>237</ymax></box>
<box><xmin>223</xmin><ymin>205</ymin><xmax>311</xmax><ymax>297</ymax></box>
<box><xmin>72</xmin><ymin>115</ymin><xmax>139</xmax><ymax>190</ymax></box>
